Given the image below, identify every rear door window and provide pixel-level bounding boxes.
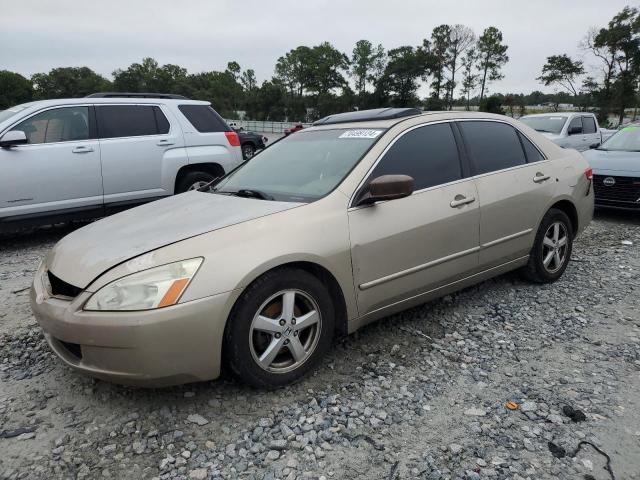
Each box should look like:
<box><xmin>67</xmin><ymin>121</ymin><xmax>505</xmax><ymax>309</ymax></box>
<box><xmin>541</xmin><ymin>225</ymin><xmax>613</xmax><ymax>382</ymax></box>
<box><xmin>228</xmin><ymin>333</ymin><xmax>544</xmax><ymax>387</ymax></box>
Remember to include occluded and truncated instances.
<box><xmin>582</xmin><ymin>116</ymin><xmax>597</xmax><ymax>134</ymax></box>
<box><xmin>13</xmin><ymin>106</ymin><xmax>89</xmax><ymax>144</ymax></box>
<box><xmin>369</xmin><ymin>122</ymin><xmax>462</xmax><ymax>190</ymax></box>
<box><xmin>458</xmin><ymin>121</ymin><xmax>526</xmax><ymax>175</ymax></box>
<box><xmin>178</xmin><ymin>105</ymin><xmax>229</xmax><ymax>133</ymax></box>
<box><xmin>96</xmin><ymin>105</ymin><xmax>163</xmax><ymax>139</ymax></box>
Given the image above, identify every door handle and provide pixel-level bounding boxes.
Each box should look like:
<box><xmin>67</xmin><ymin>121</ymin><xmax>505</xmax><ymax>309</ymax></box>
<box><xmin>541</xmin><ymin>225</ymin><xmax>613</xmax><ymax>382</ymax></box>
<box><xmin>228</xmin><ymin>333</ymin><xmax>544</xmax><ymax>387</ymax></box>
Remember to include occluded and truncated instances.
<box><xmin>72</xmin><ymin>146</ymin><xmax>94</xmax><ymax>153</ymax></box>
<box><xmin>533</xmin><ymin>173</ymin><xmax>551</xmax><ymax>183</ymax></box>
<box><xmin>450</xmin><ymin>195</ymin><xmax>476</xmax><ymax>208</ymax></box>
<box><xmin>156</xmin><ymin>140</ymin><xmax>174</xmax><ymax>146</ymax></box>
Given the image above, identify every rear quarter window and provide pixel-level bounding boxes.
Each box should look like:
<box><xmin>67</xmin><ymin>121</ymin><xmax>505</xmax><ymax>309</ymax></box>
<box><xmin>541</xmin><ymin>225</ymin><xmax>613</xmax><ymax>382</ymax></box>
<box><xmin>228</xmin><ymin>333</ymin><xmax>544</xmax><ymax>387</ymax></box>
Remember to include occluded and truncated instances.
<box><xmin>178</xmin><ymin>105</ymin><xmax>229</xmax><ymax>133</ymax></box>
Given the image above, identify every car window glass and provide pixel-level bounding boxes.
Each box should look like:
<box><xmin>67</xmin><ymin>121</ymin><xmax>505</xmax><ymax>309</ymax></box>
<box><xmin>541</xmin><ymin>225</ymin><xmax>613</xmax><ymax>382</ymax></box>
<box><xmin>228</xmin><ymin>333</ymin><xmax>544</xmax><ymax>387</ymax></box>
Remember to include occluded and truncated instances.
<box><xmin>96</xmin><ymin>105</ymin><xmax>158</xmax><ymax>139</ymax></box>
<box><xmin>154</xmin><ymin>107</ymin><xmax>170</xmax><ymax>134</ymax></box>
<box><xmin>459</xmin><ymin>121</ymin><xmax>526</xmax><ymax>174</ymax></box>
<box><xmin>518</xmin><ymin>132</ymin><xmax>544</xmax><ymax>162</ymax></box>
<box><xmin>178</xmin><ymin>105</ymin><xmax>228</xmax><ymax>132</ymax></box>
<box><xmin>369</xmin><ymin>123</ymin><xmax>461</xmax><ymax>190</ymax></box>
<box><xmin>13</xmin><ymin>107</ymin><xmax>89</xmax><ymax>144</ymax></box>
<box><xmin>582</xmin><ymin>116</ymin><xmax>597</xmax><ymax>134</ymax></box>
<box><xmin>568</xmin><ymin>116</ymin><xmax>582</xmax><ymax>134</ymax></box>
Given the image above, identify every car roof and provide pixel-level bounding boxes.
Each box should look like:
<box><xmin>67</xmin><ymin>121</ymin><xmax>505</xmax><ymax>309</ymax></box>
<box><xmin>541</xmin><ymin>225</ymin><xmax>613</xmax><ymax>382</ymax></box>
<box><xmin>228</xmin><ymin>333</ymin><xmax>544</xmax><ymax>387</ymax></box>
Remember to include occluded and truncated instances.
<box><xmin>15</xmin><ymin>97</ymin><xmax>210</xmax><ymax>109</ymax></box>
<box><xmin>305</xmin><ymin>110</ymin><xmax>527</xmax><ymax>131</ymax></box>
<box><xmin>521</xmin><ymin>112</ymin><xmax>586</xmax><ymax>118</ymax></box>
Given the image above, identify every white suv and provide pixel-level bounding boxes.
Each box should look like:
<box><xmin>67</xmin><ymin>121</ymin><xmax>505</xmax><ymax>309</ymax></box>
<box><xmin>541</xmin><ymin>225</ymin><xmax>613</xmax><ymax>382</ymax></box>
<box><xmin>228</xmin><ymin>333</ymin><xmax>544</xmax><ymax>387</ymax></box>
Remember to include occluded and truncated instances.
<box><xmin>0</xmin><ymin>93</ymin><xmax>244</xmax><ymax>232</ymax></box>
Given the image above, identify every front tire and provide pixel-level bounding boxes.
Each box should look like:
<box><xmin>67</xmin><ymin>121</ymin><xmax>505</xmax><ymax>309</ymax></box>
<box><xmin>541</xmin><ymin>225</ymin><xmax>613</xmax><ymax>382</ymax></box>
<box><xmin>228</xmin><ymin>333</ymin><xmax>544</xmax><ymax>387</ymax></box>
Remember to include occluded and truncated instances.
<box><xmin>224</xmin><ymin>268</ymin><xmax>334</xmax><ymax>388</ymax></box>
<box><xmin>521</xmin><ymin>208</ymin><xmax>573</xmax><ymax>283</ymax></box>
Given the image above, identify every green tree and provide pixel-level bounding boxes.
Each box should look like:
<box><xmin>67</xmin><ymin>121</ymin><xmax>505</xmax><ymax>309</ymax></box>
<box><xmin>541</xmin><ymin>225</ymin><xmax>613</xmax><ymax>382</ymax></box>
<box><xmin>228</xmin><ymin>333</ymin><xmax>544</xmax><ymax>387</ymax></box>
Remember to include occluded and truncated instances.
<box><xmin>32</xmin><ymin>67</ymin><xmax>110</xmax><ymax>99</ymax></box>
<box><xmin>378</xmin><ymin>46</ymin><xmax>427</xmax><ymax>107</ymax></box>
<box><xmin>275</xmin><ymin>46</ymin><xmax>315</xmax><ymax>97</ymax></box>
<box><xmin>476</xmin><ymin>27</ymin><xmax>509</xmax><ymax>101</ymax></box>
<box><xmin>112</xmin><ymin>58</ymin><xmax>187</xmax><ymax>93</ymax></box>
<box><xmin>241</xmin><ymin>69</ymin><xmax>257</xmax><ymax>91</ymax></box>
<box><xmin>0</xmin><ymin>71</ymin><xmax>33</xmax><ymax>108</ymax></box>
<box><xmin>307</xmin><ymin>42</ymin><xmax>349</xmax><ymax>96</ymax></box>
<box><xmin>479</xmin><ymin>95</ymin><xmax>504</xmax><ymax>114</ymax></box>
<box><xmin>350</xmin><ymin>40</ymin><xmax>386</xmax><ymax>97</ymax></box>
<box><xmin>429</xmin><ymin>25</ymin><xmax>451</xmax><ymax>101</ymax></box>
<box><xmin>537</xmin><ymin>54</ymin><xmax>585</xmax><ymax>98</ymax></box>
<box><xmin>460</xmin><ymin>48</ymin><xmax>479</xmax><ymax>110</ymax></box>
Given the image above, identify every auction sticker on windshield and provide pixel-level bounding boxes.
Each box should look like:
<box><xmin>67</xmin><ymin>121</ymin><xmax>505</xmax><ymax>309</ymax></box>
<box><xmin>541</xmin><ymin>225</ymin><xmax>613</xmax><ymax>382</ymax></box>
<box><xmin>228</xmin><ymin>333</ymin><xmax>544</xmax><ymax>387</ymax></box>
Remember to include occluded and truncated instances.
<box><xmin>339</xmin><ymin>129</ymin><xmax>383</xmax><ymax>139</ymax></box>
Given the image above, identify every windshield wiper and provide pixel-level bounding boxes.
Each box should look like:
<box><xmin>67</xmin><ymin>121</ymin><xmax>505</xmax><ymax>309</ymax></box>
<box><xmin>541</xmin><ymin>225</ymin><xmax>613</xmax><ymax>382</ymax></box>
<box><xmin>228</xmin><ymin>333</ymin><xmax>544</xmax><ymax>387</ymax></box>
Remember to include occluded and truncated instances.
<box><xmin>217</xmin><ymin>189</ymin><xmax>274</xmax><ymax>200</ymax></box>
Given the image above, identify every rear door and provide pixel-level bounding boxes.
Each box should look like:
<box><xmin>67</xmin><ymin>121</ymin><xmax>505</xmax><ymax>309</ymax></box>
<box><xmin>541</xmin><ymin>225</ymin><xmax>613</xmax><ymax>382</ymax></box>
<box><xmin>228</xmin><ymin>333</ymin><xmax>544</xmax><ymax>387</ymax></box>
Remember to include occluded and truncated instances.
<box><xmin>348</xmin><ymin>122</ymin><xmax>480</xmax><ymax>316</ymax></box>
<box><xmin>582</xmin><ymin>115</ymin><xmax>601</xmax><ymax>149</ymax></box>
<box><xmin>0</xmin><ymin>105</ymin><xmax>103</xmax><ymax>222</ymax></box>
<box><xmin>96</xmin><ymin>104</ymin><xmax>185</xmax><ymax>209</ymax></box>
<box><xmin>458</xmin><ymin>120</ymin><xmax>555</xmax><ymax>269</ymax></box>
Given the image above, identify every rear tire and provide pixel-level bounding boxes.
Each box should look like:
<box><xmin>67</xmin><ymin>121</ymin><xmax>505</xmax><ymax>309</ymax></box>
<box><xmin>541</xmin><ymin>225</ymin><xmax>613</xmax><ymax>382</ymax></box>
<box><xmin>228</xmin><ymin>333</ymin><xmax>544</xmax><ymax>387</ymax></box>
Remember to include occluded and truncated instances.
<box><xmin>242</xmin><ymin>144</ymin><xmax>255</xmax><ymax>160</ymax></box>
<box><xmin>175</xmin><ymin>171</ymin><xmax>216</xmax><ymax>193</ymax></box>
<box><xmin>224</xmin><ymin>268</ymin><xmax>334</xmax><ymax>389</ymax></box>
<box><xmin>521</xmin><ymin>208</ymin><xmax>573</xmax><ymax>283</ymax></box>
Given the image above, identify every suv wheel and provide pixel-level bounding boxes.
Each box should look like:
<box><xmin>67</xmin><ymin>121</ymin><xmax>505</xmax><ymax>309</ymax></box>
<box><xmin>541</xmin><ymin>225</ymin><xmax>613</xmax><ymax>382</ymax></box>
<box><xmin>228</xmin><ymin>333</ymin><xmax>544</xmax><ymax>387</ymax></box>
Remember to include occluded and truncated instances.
<box><xmin>176</xmin><ymin>172</ymin><xmax>216</xmax><ymax>193</ymax></box>
<box><xmin>224</xmin><ymin>268</ymin><xmax>334</xmax><ymax>388</ymax></box>
<box><xmin>242</xmin><ymin>144</ymin><xmax>255</xmax><ymax>160</ymax></box>
<box><xmin>521</xmin><ymin>208</ymin><xmax>573</xmax><ymax>283</ymax></box>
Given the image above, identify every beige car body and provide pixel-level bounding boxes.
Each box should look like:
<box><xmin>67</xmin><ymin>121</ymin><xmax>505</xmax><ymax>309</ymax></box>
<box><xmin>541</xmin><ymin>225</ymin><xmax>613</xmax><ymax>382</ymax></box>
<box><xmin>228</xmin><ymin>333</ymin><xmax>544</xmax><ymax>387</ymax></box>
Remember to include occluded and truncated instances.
<box><xmin>31</xmin><ymin>112</ymin><xmax>594</xmax><ymax>386</ymax></box>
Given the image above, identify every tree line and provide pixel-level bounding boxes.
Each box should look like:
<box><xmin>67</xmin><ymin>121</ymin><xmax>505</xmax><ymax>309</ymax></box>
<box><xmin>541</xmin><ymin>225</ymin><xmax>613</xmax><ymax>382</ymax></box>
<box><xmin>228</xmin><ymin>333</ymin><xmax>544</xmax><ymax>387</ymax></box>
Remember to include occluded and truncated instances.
<box><xmin>0</xmin><ymin>6</ymin><xmax>638</xmax><ymax>124</ymax></box>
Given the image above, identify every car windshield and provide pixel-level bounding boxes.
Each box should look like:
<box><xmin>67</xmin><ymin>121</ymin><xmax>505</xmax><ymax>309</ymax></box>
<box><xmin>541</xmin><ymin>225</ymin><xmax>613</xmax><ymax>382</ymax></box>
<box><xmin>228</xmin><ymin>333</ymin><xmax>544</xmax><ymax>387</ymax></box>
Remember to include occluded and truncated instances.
<box><xmin>520</xmin><ymin>116</ymin><xmax>567</xmax><ymax>134</ymax></box>
<box><xmin>0</xmin><ymin>104</ymin><xmax>30</xmax><ymax>124</ymax></box>
<box><xmin>598</xmin><ymin>125</ymin><xmax>640</xmax><ymax>152</ymax></box>
<box><xmin>213</xmin><ymin>128</ymin><xmax>383</xmax><ymax>202</ymax></box>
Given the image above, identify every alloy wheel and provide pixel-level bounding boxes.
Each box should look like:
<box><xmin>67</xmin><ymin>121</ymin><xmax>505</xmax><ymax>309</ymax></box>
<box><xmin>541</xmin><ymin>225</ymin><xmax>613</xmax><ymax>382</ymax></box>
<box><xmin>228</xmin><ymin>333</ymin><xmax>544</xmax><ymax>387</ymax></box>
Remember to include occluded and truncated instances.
<box><xmin>249</xmin><ymin>289</ymin><xmax>322</xmax><ymax>373</ymax></box>
<box><xmin>187</xmin><ymin>181</ymin><xmax>210</xmax><ymax>191</ymax></box>
<box><xmin>542</xmin><ymin>221</ymin><xmax>568</xmax><ymax>274</ymax></box>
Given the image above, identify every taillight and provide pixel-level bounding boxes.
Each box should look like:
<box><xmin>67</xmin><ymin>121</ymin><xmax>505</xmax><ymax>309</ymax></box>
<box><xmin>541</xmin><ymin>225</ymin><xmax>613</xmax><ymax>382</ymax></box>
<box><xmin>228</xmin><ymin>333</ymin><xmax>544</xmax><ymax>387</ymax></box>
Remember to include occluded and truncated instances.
<box><xmin>585</xmin><ymin>167</ymin><xmax>593</xmax><ymax>180</ymax></box>
<box><xmin>225</xmin><ymin>131</ymin><xmax>240</xmax><ymax>147</ymax></box>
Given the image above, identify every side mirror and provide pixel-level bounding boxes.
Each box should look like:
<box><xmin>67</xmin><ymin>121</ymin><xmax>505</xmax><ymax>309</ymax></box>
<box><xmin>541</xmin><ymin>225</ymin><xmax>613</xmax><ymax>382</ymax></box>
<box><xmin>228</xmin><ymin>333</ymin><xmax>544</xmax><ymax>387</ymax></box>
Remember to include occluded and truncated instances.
<box><xmin>357</xmin><ymin>174</ymin><xmax>414</xmax><ymax>206</ymax></box>
<box><xmin>568</xmin><ymin>126</ymin><xmax>582</xmax><ymax>135</ymax></box>
<box><xmin>0</xmin><ymin>130</ymin><xmax>28</xmax><ymax>148</ymax></box>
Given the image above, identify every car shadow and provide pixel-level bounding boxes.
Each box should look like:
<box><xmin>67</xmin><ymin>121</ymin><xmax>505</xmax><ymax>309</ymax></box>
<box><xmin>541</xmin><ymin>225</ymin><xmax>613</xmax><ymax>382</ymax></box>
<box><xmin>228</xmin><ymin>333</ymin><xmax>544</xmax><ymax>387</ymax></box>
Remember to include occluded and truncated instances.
<box><xmin>594</xmin><ymin>208</ymin><xmax>640</xmax><ymax>226</ymax></box>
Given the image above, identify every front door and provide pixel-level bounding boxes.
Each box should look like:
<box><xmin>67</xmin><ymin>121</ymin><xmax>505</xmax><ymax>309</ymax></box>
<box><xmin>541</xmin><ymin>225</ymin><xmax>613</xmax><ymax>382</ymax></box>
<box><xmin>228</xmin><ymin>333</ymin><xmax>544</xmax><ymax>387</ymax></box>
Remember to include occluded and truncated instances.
<box><xmin>348</xmin><ymin>122</ymin><xmax>480</xmax><ymax>316</ymax></box>
<box><xmin>0</xmin><ymin>105</ymin><xmax>103</xmax><ymax>221</ymax></box>
<box><xmin>566</xmin><ymin>116</ymin><xmax>587</xmax><ymax>151</ymax></box>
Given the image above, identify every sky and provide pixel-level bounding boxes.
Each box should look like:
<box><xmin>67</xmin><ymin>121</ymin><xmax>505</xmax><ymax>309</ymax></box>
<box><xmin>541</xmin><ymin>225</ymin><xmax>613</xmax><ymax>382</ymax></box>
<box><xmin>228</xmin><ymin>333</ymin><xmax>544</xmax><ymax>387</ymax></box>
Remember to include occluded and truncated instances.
<box><xmin>0</xmin><ymin>0</ymin><xmax>633</xmax><ymax>96</ymax></box>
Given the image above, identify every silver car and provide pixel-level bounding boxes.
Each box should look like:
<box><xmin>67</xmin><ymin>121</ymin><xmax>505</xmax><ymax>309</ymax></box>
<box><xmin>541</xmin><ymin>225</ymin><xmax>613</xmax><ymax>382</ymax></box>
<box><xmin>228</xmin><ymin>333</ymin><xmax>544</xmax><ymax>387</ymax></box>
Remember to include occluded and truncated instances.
<box><xmin>0</xmin><ymin>93</ymin><xmax>243</xmax><ymax>232</ymax></box>
<box><xmin>31</xmin><ymin>108</ymin><xmax>594</xmax><ymax>388</ymax></box>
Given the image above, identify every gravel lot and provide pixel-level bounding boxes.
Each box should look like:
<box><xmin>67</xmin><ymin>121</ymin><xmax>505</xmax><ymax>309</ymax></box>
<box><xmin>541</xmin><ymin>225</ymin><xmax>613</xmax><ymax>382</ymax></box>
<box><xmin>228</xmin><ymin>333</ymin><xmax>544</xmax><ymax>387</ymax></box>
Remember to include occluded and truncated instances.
<box><xmin>1</xmin><ymin>212</ymin><xmax>639</xmax><ymax>480</ymax></box>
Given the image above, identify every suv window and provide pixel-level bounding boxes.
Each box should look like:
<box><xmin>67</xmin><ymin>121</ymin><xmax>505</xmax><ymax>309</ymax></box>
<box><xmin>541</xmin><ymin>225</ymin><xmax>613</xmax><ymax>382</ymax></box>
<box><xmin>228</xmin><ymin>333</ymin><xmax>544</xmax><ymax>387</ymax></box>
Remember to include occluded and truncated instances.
<box><xmin>459</xmin><ymin>121</ymin><xmax>526</xmax><ymax>174</ymax></box>
<box><xmin>518</xmin><ymin>132</ymin><xmax>545</xmax><ymax>163</ymax></box>
<box><xmin>13</xmin><ymin>107</ymin><xmax>89</xmax><ymax>144</ymax></box>
<box><xmin>582</xmin><ymin>116</ymin><xmax>597</xmax><ymax>134</ymax></box>
<box><xmin>96</xmin><ymin>105</ymin><xmax>167</xmax><ymax>139</ymax></box>
<box><xmin>568</xmin><ymin>116</ymin><xmax>583</xmax><ymax>134</ymax></box>
<box><xmin>178</xmin><ymin>105</ymin><xmax>229</xmax><ymax>133</ymax></box>
<box><xmin>369</xmin><ymin>123</ymin><xmax>461</xmax><ymax>191</ymax></box>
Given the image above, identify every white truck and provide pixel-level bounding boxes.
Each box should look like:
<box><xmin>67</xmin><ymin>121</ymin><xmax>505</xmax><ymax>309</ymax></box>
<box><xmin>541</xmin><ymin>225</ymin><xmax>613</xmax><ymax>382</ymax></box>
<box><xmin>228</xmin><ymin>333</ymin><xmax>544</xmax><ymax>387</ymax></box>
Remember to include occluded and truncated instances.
<box><xmin>520</xmin><ymin>112</ymin><xmax>615</xmax><ymax>152</ymax></box>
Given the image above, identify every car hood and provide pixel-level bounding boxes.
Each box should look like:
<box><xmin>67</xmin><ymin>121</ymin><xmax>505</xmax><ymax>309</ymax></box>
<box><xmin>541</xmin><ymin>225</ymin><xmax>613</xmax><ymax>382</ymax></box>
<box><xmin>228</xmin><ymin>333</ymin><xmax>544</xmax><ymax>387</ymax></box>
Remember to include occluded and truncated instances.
<box><xmin>582</xmin><ymin>149</ymin><xmax>640</xmax><ymax>176</ymax></box>
<box><xmin>47</xmin><ymin>192</ymin><xmax>302</xmax><ymax>288</ymax></box>
<box><xmin>539</xmin><ymin>132</ymin><xmax>564</xmax><ymax>141</ymax></box>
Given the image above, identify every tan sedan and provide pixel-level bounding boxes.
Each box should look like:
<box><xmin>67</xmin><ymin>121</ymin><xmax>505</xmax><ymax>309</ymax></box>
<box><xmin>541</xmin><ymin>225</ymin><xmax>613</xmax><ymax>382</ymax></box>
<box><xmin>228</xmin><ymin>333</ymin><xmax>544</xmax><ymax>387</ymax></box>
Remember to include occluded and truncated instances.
<box><xmin>31</xmin><ymin>109</ymin><xmax>594</xmax><ymax>387</ymax></box>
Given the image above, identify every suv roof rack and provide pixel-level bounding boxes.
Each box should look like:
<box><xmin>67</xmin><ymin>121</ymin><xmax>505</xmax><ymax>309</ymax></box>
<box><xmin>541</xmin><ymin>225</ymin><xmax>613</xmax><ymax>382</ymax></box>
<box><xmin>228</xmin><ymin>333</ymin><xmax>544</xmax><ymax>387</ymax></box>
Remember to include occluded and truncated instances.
<box><xmin>313</xmin><ymin>107</ymin><xmax>422</xmax><ymax>126</ymax></box>
<box><xmin>86</xmin><ymin>92</ymin><xmax>189</xmax><ymax>99</ymax></box>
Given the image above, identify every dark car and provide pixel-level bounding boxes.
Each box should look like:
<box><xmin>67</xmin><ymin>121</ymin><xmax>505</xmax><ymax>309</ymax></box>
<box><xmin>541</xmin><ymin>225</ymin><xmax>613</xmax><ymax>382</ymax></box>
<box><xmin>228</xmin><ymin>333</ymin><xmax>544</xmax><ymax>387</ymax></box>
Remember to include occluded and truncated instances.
<box><xmin>284</xmin><ymin>123</ymin><xmax>305</xmax><ymax>136</ymax></box>
<box><xmin>233</xmin><ymin>127</ymin><xmax>267</xmax><ymax>160</ymax></box>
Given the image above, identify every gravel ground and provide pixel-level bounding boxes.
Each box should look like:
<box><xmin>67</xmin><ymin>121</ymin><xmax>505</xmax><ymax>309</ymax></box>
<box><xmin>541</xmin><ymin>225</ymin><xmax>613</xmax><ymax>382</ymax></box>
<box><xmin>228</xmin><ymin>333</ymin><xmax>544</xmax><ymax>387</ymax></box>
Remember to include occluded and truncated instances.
<box><xmin>0</xmin><ymin>212</ymin><xmax>639</xmax><ymax>480</ymax></box>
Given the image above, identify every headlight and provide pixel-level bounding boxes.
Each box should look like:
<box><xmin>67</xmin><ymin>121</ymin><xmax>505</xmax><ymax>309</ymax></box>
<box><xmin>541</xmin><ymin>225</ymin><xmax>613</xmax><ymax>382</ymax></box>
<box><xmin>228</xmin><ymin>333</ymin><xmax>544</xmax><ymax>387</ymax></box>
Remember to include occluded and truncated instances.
<box><xmin>84</xmin><ymin>258</ymin><xmax>203</xmax><ymax>311</ymax></box>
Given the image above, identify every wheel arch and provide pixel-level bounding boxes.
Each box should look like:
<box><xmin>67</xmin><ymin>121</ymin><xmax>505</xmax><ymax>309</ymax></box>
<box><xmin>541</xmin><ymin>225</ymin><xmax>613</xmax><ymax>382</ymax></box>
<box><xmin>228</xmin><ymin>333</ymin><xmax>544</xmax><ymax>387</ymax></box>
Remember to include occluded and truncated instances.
<box><xmin>174</xmin><ymin>163</ymin><xmax>225</xmax><ymax>193</ymax></box>
<box><xmin>228</xmin><ymin>259</ymin><xmax>350</xmax><ymax>339</ymax></box>
<box><xmin>548</xmin><ymin>198</ymin><xmax>579</xmax><ymax>237</ymax></box>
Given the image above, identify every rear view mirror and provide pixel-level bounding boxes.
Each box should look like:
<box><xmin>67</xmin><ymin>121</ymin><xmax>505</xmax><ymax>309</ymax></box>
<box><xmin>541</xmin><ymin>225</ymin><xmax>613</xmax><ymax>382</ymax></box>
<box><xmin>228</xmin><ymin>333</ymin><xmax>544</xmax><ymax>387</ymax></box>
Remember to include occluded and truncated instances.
<box><xmin>0</xmin><ymin>130</ymin><xmax>28</xmax><ymax>148</ymax></box>
<box><xmin>568</xmin><ymin>126</ymin><xmax>582</xmax><ymax>135</ymax></box>
<box><xmin>357</xmin><ymin>174</ymin><xmax>414</xmax><ymax>206</ymax></box>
